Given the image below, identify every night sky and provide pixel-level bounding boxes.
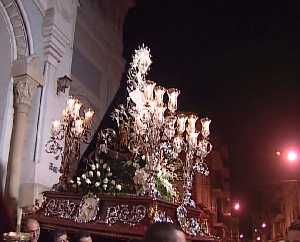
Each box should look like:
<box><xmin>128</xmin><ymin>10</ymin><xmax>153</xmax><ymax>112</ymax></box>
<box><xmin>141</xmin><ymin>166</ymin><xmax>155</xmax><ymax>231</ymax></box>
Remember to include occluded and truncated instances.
<box><xmin>123</xmin><ymin>0</ymin><xmax>300</xmax><ymax>227</ymax></box>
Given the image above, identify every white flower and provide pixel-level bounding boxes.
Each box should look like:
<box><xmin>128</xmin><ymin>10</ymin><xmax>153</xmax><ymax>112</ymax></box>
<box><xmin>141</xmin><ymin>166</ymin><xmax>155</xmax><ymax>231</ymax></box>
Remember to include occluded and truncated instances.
<box><xmin>86</xmin><ymin>178</ymin><xmax>91</xmax><ymax>184</ymax></box>
<box><xmin>132</xmin><ymin>162</ymin><xmax>138</xmax><ymax>168</ymax></box>
<box><xmin>82</xmin><ymin>174</ymin><xmax>87</xmax><ymax>179</ymax></box>
<box><xmin>103</xmin><ymin>178</ymin><xmax>108</xmax><ymax>184</ymax></box>
<box><xmin>77</xmin><ymin>180</ymin><xmax>81</xmax><ymax>186</ymax></box>
<box><xmin>103</xmin><ymin>184</ymin><xmax>107</xmax><ymax>190</ymax></box>
<box><xmin>96</xmin><ymin>163</ymin><xmax>99</xmax><ymax>169</ymax></box>
<box><xmin>116</xmin><ymin>184</ymin><xmax>122</xmax><ymax>191</ymax></box>
<box><xmin>108</xmin><ymin>172</ymin><xmax>112</xmax><ymax>177</ymax></box>
<box><xmin>91</xmin><ymin>164</ymin><xmax>96</xmax><ymax>170</ymax></box>
<box><xmin>103</xmin><ymin>163</ymin><xmax>107</xmax><ymax>169</ymax></box>
<box><xmin>77</xmin><ymin>177</ymin><xmax>81</xmax><ymax>181</ymax></box>
<box><xmin>111</xmin><ymin>180</ymin><xmax>116</xmax><ymax>185</ymax></box>
<box><xmin>107</xmin><ymin>167</ymin><xmax>111</xmax><ymax>172</ymax></box>
<box><xmin>95</xmin><ymin>182</ymin><xmax>100</xmax><ymax>187</ymax></box>
<box><xmin>69</xmin><ymin>180</ymin><xmax>74</xmax><ymax>184</ymax></box>
<box><xmin>88</xmin><ymin>171</ymin><xmax>93</xmax><ymax>177</ymax></box>
<box><xmin>96</xmin><ymin>171</ymin><xmax>101</xmax><ymax>177</ymax></box>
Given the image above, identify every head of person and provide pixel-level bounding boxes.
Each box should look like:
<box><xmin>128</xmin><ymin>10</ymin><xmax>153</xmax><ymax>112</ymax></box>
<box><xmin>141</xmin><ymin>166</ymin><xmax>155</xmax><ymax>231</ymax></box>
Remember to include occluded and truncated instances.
<box><xmin>50</xmin><ymin>229</ymin><xmax>68</xmax><ymax>242</ymax></box>
<box><xmin>144</xmin><ymin>222</ymin><xmax>186</xmax><ymax>242</ymax></box>
<box><xmin>73</xmin><ymin>231</ymin><xmax>92</xmax><ymax>242</ymax></box>
<box><xmin>24</xmin><ymin>219</ymin><xmax>40</xmax><ymax>242</ymax></box>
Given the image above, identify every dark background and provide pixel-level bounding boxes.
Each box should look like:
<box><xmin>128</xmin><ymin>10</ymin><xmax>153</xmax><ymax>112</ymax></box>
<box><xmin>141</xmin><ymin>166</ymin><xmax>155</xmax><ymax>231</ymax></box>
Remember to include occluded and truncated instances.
<box><xmin>123</xmin><ymin>0</ymin><xmax>300</xmax><ymax>235</ymax></box>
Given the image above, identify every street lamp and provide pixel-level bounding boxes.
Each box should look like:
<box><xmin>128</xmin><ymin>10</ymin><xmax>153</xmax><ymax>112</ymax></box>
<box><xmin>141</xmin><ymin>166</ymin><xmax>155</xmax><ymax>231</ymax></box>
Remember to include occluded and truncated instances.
<box><xmin>287</xmin><ymin>150</ymin><xmax>298</xmax><ymax>162</ymax></box>
<box><xmin>275</xmin><ymin>149</ymin><xmax>299</xmax><ymax>162</ymax></box>
<box><xmin>234</xmin><ymin>202</ymin><xmax>240</xmax><ymax>211</ymax></box>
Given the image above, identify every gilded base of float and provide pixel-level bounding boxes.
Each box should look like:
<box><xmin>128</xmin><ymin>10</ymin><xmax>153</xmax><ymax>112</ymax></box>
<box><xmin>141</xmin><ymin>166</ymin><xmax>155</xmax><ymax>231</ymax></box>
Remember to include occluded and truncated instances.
<box><xmin>30</xmin><ymin>191</ymin><xmax>218</xmax><ymax>241</ymax></box>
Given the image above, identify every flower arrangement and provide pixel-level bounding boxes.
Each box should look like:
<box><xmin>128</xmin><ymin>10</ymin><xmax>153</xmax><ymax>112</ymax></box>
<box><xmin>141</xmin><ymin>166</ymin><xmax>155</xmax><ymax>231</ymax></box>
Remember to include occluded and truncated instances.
<box><xmin>70</xmin><ymin>155</ymin><xmax>122</xmax><ymax>194</ymax></box>
<box><xmin>123</xmin><ymin>158</ymin><xmax>178</xmax><ymax>202</ymax></box>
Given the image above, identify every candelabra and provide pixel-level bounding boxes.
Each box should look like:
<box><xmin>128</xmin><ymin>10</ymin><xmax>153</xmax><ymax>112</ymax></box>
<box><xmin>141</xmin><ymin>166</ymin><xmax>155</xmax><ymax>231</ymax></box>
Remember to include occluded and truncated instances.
<box><xmin>178</xmin><ymin>115</ymin><xmax>212</xmax><ymax>207</ymax></box>
<box><xmin>104</xmin><ymin>45</ymin><xmax>212</xmax><ymax>205</ymax></box>
<box><xmin>45</xmin><ymin>97</ymin><xmax>94</xmax><ymax>190</ymax></box>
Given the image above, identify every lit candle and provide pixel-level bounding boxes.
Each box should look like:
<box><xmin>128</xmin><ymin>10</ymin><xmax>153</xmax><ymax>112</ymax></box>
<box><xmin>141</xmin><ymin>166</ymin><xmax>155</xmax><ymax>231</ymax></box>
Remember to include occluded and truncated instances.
<box><xmin>154</xmin><ymin>85</ymin><xmax>166</xmax><ymax>106</ymax></box>
<box><xmin>84</xmin><ymin>109</ymin><xmax>94</xmax><ymax>121</ymax></box>
<box><xmin>187</xmin><ymin>132</ymin><xmax>199</xmax><ymax>148</ymax></box>
<box><xmin>201</xmin><ymin>118</ymin><xmax>211</xmax><ymax>138</ymax></box>
<box><xmin>67</xmin><ymin>97</ymin><xmax>76</xmax><ymax>112</ymax></box>
<box><xmin>16</xmin><ymin>207</ymin><xmax>22</xmax><ymax>233</ymax></box>
<box><xmin>154</xmin><ymin>105</ymin><xmax>167</xmax><ymax>124</ymax></box>
<box><xmin>129</xmin><ymin>89</ymin><xmax>145</xmax><ymax>111</ymax></box>
<box><xmin>144</xmin><ymin>80</ymin><xmax>156</xmax><ymax>101</ymax></box>
<box><xmin>51</xmin><ymin>120</ymin><xmax>60</xmax><ymax>134</ymax></box>
<box><xmin>186</xmin><ymin>114</ymin><xmax>198</xmax><ymax>135</ymax></box>
<box><xmin>73</xmin><ymin>101</ymin><xmax>82</xmax><ymax>118</ymax></box>
<box><xmin>177</xmin><ymin>113</ymin><xmax>187</xmax><ymax>134</ymax></box>
<box><xmin>167</xmin><ymin>88</ymin><xmax>180</xmax><ymax>113</ymax></box>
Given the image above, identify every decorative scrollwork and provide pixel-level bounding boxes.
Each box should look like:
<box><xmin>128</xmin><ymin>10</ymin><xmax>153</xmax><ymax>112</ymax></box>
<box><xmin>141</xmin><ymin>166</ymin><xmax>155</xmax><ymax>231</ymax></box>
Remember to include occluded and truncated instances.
<box><xmin>176</xmin><ymin>205</ymin><xmax>207</xmax><ymax>237</ymax></box>
<box><xmin>98</xmin><ymin>204</ymin><xmax>147</xmax><ymax>226</ymax></box>
<box><xmin>44</xmin><ymin>199</ymin><xmax>78</xmax><ymax>219</ymax></box>
<box><xmin>152</xmin><ymin>210</ymin><xmax>173</xmax><ymax>223</ymax></box>
<box><xmin>148</xmin><ymin>203</ymin><xmax>173</xmax><ymax>223</ymax></box>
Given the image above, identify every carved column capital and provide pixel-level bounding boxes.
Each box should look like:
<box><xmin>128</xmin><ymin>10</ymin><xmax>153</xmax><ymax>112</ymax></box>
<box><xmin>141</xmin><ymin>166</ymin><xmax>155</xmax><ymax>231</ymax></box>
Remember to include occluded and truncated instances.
<box><xmin>12</xmin><ymin>55</ymin><xmax>43</xmax><ymax>108</ymax></box>
<box><xmin>13</xmin><ymin>76</ymin><xmax>38</xmax><ymax>107</ymax></box>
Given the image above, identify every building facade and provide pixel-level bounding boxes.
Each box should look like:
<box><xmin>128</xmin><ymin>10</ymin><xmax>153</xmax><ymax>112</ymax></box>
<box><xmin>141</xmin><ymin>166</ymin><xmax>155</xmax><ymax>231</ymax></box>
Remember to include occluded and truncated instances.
<box><xmin>251</xmin><ymin>181</ymin><xmax>300</xmax><ymax>242</ymax></box>
<box><xmin>0</xmin><ymin>0</ymin><xmax>132</xmax><ymax>208</ymax></box>
<box><xmin>194</xmin><ymin>142</ymin><xmax>239</xmax><ymax>242</ymax></box>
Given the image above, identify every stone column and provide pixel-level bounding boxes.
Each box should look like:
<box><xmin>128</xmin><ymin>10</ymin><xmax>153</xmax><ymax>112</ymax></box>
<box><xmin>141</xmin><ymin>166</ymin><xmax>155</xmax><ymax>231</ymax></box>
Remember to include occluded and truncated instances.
<box><xmin>5</xmin><ymin>56</ymin><xmax>42</xmax><ymax>202</ymax></box>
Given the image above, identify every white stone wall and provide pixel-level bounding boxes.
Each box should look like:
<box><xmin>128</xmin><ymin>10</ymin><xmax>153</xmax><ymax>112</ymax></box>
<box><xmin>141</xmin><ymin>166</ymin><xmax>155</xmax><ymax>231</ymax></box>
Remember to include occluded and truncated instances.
<box><xmin>0</xmin><ymin>3</ymin><xmax>13</xmax><ymax>191</ymax></box>
<box><xmin>71</xmin><ymin>0</ymin><xmax>126</xmax><ymax>128</ymax></box>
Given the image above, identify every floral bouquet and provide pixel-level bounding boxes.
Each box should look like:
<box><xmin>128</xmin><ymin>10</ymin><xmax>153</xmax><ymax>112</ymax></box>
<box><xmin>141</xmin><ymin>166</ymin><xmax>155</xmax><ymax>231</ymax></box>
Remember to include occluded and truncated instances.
<box><xmin>70</xmin><ymin>154</ymin><xmax>122</xmax><ymax>194</ymax></box>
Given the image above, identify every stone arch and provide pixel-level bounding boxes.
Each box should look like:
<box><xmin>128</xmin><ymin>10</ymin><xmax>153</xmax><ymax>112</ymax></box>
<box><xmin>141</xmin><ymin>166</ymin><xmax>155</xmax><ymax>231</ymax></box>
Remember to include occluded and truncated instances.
<box><xmin>0</xmin><ymin>0</ymin><xmax>32</xmax><ymax>58</ymax></box>
<box><xmin>0</xmin><ymin>0</ymin><xmax>32</xmax><ymax>190</ymax></box>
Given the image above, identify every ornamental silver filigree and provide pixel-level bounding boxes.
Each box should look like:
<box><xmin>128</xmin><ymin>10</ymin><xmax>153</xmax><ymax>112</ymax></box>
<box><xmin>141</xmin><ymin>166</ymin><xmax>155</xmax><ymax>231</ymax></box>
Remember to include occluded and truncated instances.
<box><xmin>44</xmin><ymin>199</ymin><xmax>78</xmax><ymax>219</ymax></box>
<box><xmin>98</xmin><ymin>204</ymin><xmax>147</xmax><ymax>226</ymax></box>
<box><xmin>152</xmin><ymin>210</ymin><xmax>173</xmax><ymax>223</ymax></box>
<box><xmin>176</xmin><ymin>205</ymin><xmax>205</xmax><ymax>237</ymax></box>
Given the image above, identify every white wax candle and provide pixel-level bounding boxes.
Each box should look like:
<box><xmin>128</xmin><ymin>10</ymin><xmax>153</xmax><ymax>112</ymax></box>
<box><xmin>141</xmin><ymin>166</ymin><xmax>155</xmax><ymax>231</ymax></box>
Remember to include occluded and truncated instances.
<box><xmin>16</xmin><ymin>207</ymin><xmax>22</xmax><ymax>232</ymax></box>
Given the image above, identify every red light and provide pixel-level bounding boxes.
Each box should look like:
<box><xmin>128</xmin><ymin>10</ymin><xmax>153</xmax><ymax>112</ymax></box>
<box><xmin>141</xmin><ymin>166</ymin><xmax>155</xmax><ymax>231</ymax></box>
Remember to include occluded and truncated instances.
<box><xmin>287</xmin><ymin>151</ymin><xmax>298</xmax><ymax>162</ymax></box>
<box><xmin>234</xmin><ymin>202</ymin><xmax>240</xmax><ymax>211</ymax></box>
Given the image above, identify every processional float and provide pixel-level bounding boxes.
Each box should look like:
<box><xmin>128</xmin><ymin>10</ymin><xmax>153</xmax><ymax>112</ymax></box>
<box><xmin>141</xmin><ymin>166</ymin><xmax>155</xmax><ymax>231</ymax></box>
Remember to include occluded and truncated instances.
<box><xmin>21</xmin><ymin>46</ymin><xmax>216</xmax><ymax>241</ymax></box>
